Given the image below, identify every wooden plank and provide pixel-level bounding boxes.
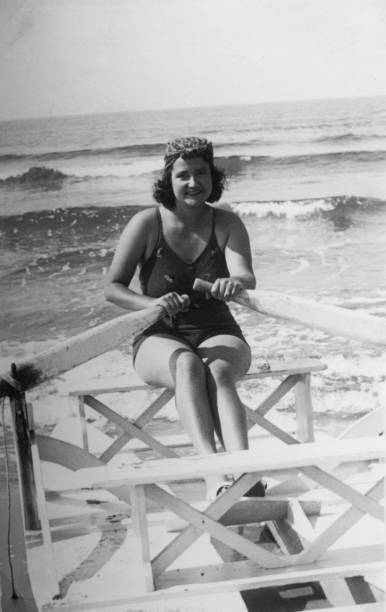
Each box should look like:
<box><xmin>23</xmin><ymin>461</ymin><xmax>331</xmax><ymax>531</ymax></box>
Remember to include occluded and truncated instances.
<box><xmin>99</xmin><ymin>389</ymin><xmax>174</xmax><ymax>462</ymax></box>
<box><xmin>65</xmin><ymin>359</ymin><xmax>326</xmax><ymax>396</ymax></box>
<box><xmin>339</xmin><ymin>407</ymin><xmax>384</xmax><ymax>439</ymax></box>
<box><xmin>67</xmin><ymin>383</ymin><xmax>155</xmax><ymax>396</ymax></box>
<box><xmin>146</xmin><ymin>483</ymin><xmax>286</xmax><ymax>570</ymax></box>
<box><xmin>294</xmin><ymin>373</ymin><xmax>314</xmax><ymax>442</ymax></box>
<box><xmin>29</xmin><ymin>427</ymin><xmax>60</xmax><ymax>600</ymax></box>
<box><xmin>152</xmin><ymin>472</ymin><xmax>263</xmax><ymax>577</ymax></box>
<box><xmin>157</xmin><ymin>544</ymin><xmax>384</xmax><ymax>591</ymax></box>
<box><xmin>244</xmin><ymin>358</ymin><xmax>327</xmax><ymax>378</ymax></box>
<box><xmin>0</xmin><ymin>420</ymin><xmax>40</xmax><ymax>611</ymax></box>
<box><xmin>36</xmin><ymin>434</ymin><xmax>103</xmax><ymax>469</ymax></box>
<box><xmin>0</xmin><ymin>305</ymin><xmax>166</xmax><ymax>391</ymax></box>
<box><xmin>39</xmin><ymin>548</ymin><xmax>385</xmax><ymax>610</ymax></box>
<box><xmin>83</xmin><ymin>395</ymin><xmax>179</xmax><ymax>459</ymax></box>
<box><xmin>241</xmin><ymin>412</ymin><xmax>384</xmax><ymax>518</ymax></box>
<box><xmin>193</xmin><ymin>278</ymin><xmax>386</xmax><ymax>345</ymax></box>
<box><xmin>64</xmin><ymin>359</ymin><xmax>326</xmax><ymax>396</ymax></box>
<box><xmin>295</xmin><ymin>605</ymin><xmax>384</xmax><ymax>612</ymax></box>
<box><xmin>245</xmin><ymin>375</ymin><xmax>299</xmax><ymax>418</ymax></box>
<box><xmin>287</xmin><ymin>499</ymin><xmax>315</xmax><ymax>544</ymax></box>
<box><xmin>77</xmin><ymin>396</ymin><xmax>89</xmax><ymax>452</ymax></box>
<box><xmin>9</xmin><ymin>391</ymin><xmax>40</xmax><ymax>530</ymax></box>
<box><xmin>129</xmin><ymin>485</ymin><xmax>154</xmax><ymax>591</ymax></box>
<box><xmin>321</xmin><ymin>580</ymin><xmax>358</xmax><ymax>608</ymax></box>
<box><xmin>300</xmin><ymin>467</ymin><xmax>384</xmax><ymax>521</ymax></box>
<box><xmin>167</xmin><ymin>498</ymin><xmax>321</xmax><ymax>531</ymax></box>
<box><xmin>74</xmin><ymin>436</ymin><xmax>384</xmax><ymax>488</ymax></box>
<box><xmin>266</xmin><ymin>519</ymin><xmax>304</xmax><ymax>554</ymax></box>
<box><xmin>244</xmin><ymin>406</ymin><xmax>300</xmax><ymax>443</ymax></box>
<box><xmin>298</xmin><ymin>479</ymin><xmax>384</xmax><ymax>564</ymax></box>
<box><xmin>285</xmin><ymin>497</ymin><xmax>359</xmax><ymax>607</ymax></box>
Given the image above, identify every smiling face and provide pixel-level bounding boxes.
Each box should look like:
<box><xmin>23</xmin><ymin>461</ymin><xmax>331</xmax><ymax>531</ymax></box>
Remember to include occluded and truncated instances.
<box><xmin>170</xmin><ymin>156</ymin><xmax>213</xmax><ymax>208</ymax></box>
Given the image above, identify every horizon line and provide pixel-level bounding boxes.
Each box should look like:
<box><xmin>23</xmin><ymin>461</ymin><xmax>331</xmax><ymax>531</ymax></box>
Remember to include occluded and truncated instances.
<box><xmin>1</xmin><ymin>93</ymin><xmax>386</xmax><ymax>123</ymax></box>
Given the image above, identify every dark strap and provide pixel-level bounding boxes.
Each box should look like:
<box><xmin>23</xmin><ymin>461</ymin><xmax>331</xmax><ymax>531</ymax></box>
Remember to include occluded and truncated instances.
<box><xmin>211</xmin><ymin>207</ymin><xmax>216</xmax><ymax>237</ymax></box>
<box><xmin>154</xmin><ymin>207</ymin><xmax>163</xmax><ymax>250</ymax></box>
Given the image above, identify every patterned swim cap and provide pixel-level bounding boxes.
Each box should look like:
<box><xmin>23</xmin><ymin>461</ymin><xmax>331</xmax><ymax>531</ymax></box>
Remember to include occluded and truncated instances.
<box><xmin>164</xmin><ymin>137</ymin><xmax>214</xmax><ymax>169</ymax></box>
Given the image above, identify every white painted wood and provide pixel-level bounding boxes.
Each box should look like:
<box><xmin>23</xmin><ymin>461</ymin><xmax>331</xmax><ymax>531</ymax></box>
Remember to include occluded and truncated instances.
<box><xmin>30</xmin><ymin>428</ymin><xmax>60</xmax><ymax>599</ymax></box>
<box><xmin>300</xmin><ymin>466</ymin><xmax>384</xmax><ymax>521</ymax></box>
<box><xmin>70</xmin><ymin>436</ymin><xmax>384</xmax><ymax>488</ymax></box>
<box><xmin>246</xmin><ymin>375</ymin><xmax>299</xmax><ymax>418</ymax></box>
<box><xmin>321</xmin><ymin>580</ymin><xmax>357</xmax><ymax>608</ymax></box>
<box><xmin>298</xmin><ymin>478</ymin><xmax>384</xmax><ymax>564</ymax></box>
<box><xmin>287</xmin><ymin>499</ymin><xmax>315</xmax><ymax>544</ymax></box>
<box><xmin>152</xmin><ymin>472</ymin><xmax>262</xmax><ymax>577</ymax></box>
<box><xmin>266</xmin><ymin>519</ymin><xmax>303</xmax><ymax>555</ymax></box>
<box><xmin>68</xmin><ymin>383</ymin><xmax>155</xmax><ymax>396</ymax></box>
<box><xmin>339</xmin><ymin>407</ymin><xmax>384</xmax><ymax>439</ymax></box>
<box><xmin>129</xmin><ymin>485</ymin><xmax>154</xmax><ymax>591</ymax></box>
<box><xmin>244</xmin><ymin>358</ymin><xmax>327</xmax><ymax>377</ymax></box>
<box><xmin>167</xmin><ymin>498</ymin><xmax>321</xmax><ymax>531</ymax></box>
<box><xmin>156</xmin><ymin>544</ymin><xmax>384</xmax><ymax>591</ymax></box>
<box><xmin>65</xmin><ymin>358</ymin><xmax>326</xmax><ymax>396</ymax></box>
<box><xmin>83</xmin><ymin>395</ymin><xmax>179</xmax><ymax>459</ymax></box>
<box><xmin>193</xmin><ymin>278</ymin><xmax>386</xmax><ymax>345</ymax></box>
<box><xmin>4</xmin><ymin>304</ymin><xmax>165</xmax><ymax>389</ymax></box>
<box><xmin>23</xmin><ymin>547</ymin><xmax>386</xmax><ymax>610</ymax></box>
<box><xmin>294</xmin><ymin>374</ymin><xmax>314</xmax><ymax>442</ymax></box>
<box><xmin>77</xmin><ymin>396</ymin><xmax>89</xmax><ymax>452</ymax></box>
<box><xmin>146</xmin><ymin>483</ymin><xmax>286</xmax><ymax>569</ymax></box>
<box><xmin>99</xmin><ymin>389</ymin><xmax>174</xmax><ymax>462</ymax></box>
<box><xmin>295</xmin><ymin>605</ymin><xmax>384</xmax><ymax>612</ymax></box>
<box><xmin>241</xmin><ymin>410</ymin><xmax>383</xmax><ymax>514</ymax></box>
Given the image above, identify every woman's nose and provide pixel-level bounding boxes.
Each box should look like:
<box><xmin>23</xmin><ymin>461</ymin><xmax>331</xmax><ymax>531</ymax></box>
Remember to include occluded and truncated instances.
<box><xmin>188</xmin><ymin>175</ymin><xmax>197</xmax><ymax>186</ymax></box>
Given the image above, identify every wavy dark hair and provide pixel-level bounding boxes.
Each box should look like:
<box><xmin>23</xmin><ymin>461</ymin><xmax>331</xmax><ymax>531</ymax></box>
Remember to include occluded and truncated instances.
<box><xmin>152</xmin><ymin>156</ymin><xmax>227</xmax><ymax>210</ymax></box>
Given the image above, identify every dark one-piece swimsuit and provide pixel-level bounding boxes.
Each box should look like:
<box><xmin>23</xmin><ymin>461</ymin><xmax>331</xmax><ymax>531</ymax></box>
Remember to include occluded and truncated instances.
<box><xmin>132</xmin><ymin>207</ymin><xmax>248</xmax><ymax>362</ymax></box>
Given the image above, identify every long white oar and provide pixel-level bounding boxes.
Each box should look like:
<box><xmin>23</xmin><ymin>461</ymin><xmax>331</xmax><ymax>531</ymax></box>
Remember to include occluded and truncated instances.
<box><xmin>0</xmin><ymin>304</ymin><xmax>166</xmax><ymax>392</ymax></box>
<box><xmin>193</xmin><ymin>278</ymin><xmax>386</xmax><ymax>346</ymax></box>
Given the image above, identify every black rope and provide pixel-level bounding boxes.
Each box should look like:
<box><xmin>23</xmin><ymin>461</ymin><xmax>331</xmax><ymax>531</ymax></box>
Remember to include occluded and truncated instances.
<box><xmin>1</xmin><ymin>397</ymin><xmax>19</xmax><ymax>599</ymax></box>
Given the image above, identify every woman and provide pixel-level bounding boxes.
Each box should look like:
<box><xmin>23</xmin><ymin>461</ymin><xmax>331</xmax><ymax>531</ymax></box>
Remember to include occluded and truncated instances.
<box><xmin>105</xmin><ymin>136</ymin><xmax>262</xmax><ymax>499</ymax></box>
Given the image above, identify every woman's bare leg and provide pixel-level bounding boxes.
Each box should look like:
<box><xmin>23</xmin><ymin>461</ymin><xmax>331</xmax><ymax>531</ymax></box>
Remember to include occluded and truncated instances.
<box><xmin>197</xmin><ymin>335</ymin><xmax>251</xmax><ymax>452</ymax></box>
<box><xmin>134</xmin><ymin>334</ymin><xmax>217</xmax><ymax>454</ymax></box>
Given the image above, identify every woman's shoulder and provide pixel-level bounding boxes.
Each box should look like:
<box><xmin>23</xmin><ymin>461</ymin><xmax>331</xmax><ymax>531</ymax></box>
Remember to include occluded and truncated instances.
<box><xmin>212</xmin><ymin>205</ymin><xmax>244</xmax><ymax>230</ymax></box>
<box><xmin>123</xmin><ymin>206</ymin><xmax>159</xmax><ymax>233</ymax></box>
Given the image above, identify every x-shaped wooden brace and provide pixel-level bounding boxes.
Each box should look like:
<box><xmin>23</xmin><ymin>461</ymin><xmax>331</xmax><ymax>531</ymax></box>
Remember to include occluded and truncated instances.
<box><xmin>244</xmin><ymin>373</ymin><xmax>309</xmax><ymax>439</ymax></box>
<box><xmin>129</xmin><ymin>470</ymin><xmax>288</xmax><ymax>591</ymax></box>
<box><xmin>83</xmin><ymin>389</ymin><xmax>176</xmax><ymax>461</ymax></box>
<box><xmin>130</xmin><ymin>457</ymin><xmax>384</xmax><ymax>588</ymax></box>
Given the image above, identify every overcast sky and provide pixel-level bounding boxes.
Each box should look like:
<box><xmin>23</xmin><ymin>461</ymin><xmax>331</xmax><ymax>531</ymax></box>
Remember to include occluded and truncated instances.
<box><xmin>1</xmin><ymin>0</ymin><xmax>386</xmax><ymax>120</ymax></box>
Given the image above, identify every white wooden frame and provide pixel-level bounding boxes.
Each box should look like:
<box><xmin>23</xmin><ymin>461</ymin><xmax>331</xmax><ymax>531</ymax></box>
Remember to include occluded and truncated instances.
<box><xmin>66</xmin><ymin>436</ymin><xmax>384</xmax><ymax>602</ymax></box>
<box><xmin>62</xmin><ymin>358</ymin><xmax>326</xmax><ymax>467</ymax></box>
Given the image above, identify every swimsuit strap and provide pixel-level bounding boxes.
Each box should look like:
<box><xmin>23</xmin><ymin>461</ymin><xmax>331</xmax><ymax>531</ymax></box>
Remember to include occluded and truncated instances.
<box><xmin>154</xmin><ymin>207</ymin><xmax>163</xmax><ymax>250</ymax></box>
<box><xmin>210</xmin><ymin>206</ymin><xmax>222</xmax><ymax>249</ymax></box>
<box><xmin>211</xmin><ymin>207</ymin><xmax>216</xmax><ymax>239</ymax></box>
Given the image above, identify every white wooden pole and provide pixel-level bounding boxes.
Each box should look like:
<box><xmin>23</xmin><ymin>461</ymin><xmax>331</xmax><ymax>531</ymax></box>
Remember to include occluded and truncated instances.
<box><xmin>193</xmin><ymin>279</ymin><xmax>386</xmax><ymax>346</ymax></box>
<box><xmin>0</xmin><ymin>305</ymin><xmax>165</xmax><ymax>392</ymax></box>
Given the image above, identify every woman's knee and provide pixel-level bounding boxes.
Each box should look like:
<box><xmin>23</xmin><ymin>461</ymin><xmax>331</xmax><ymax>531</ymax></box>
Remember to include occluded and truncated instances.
<box><xmin>198</xmin><ymin>336</ymin><xmax>251</xmax><ymax>382</ymax></box>
<box><xmin>173</xmin><ymin>349</ymin><xmax>206</xmax><ymax>383</ymax></box>
<box><xmin>207</xmin><ymin>360</ymin><xmax>238</xmax><ymax>386</ymax></box>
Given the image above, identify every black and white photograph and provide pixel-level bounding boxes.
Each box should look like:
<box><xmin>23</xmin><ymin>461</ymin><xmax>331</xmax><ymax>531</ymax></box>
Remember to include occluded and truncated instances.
<box><xmin>1</xmin><ymin>1</ymin><xmax>385</xmax><ymax>610</ymax></box>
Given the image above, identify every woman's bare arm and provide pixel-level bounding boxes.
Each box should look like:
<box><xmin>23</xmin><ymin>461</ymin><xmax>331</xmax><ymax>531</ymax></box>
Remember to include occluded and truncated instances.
<box><xmin>104</xmin><ymin>210</ymin><xmax>157</xmax><ymax>311</ymax></box>
<box><xmin>105</xmin><ymin>209</ymin><xmax>190</xmax><ymax>315</ymax></box>
<box><xmin>211</xmin><ymin>209</ymin><xmax>256</xmax><ymax>300</ymax></box>
<box><xmin>224</xmin><ymin>212</ymin><xmax>256</xmax><ymax>288</ymax></box>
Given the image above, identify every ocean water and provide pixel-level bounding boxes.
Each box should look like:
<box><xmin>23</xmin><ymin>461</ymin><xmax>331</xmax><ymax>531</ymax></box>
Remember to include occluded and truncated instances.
<box><xmin>1</xmin><ymin>96</ymin><xmax>386</xmax><ymax>429</ymax></box>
